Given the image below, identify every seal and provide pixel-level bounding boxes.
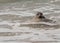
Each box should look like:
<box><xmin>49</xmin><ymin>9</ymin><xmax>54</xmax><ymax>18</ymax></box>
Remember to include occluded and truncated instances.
<box><xmin>32</xmin><ymin>12</ymin><xmax>55</xmax><ymax>23</ymax></box>
<box><xmin>20</xmin><ymin>12</ymin><xmax>57</xmax><ymax>28</ymax></box>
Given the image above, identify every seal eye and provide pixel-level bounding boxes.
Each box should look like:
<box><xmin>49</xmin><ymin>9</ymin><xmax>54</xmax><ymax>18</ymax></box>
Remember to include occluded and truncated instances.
<box><xmin>39</xmin><ymin>13</ymin><xmax>43</xmax><ymax>16</ymax></box>
<box><xmin>36</xmin><ymin>13</ymin><xmax>39</xmax><ymax>15</ymax></box>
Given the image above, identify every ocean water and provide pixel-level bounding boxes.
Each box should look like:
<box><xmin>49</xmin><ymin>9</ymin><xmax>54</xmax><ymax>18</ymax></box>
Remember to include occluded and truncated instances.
<box><xmin>0</xmin><ymin>0</ymin><xmax>60</xmax><ymax>43</ymax></box>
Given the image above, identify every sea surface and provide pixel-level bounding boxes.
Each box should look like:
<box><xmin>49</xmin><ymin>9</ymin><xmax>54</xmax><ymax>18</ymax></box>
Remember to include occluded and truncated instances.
<box><xmin>0</xmin><ymin>0</ymin><xmax>60</xmax><ymax>43</ymax></box>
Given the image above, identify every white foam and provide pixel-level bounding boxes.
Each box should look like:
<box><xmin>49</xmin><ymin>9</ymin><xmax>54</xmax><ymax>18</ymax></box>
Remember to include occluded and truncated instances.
<box><xmin>20</xmin><ymin>22</ymin><xmax>56</xmax><ymax>26</ymax></box>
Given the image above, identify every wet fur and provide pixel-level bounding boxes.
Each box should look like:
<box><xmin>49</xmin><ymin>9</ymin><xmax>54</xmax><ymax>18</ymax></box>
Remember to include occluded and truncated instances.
<box><xmin>32</xmin><ymin>12</ymin><xmax>55</xmax><ymax>23</ymax></box>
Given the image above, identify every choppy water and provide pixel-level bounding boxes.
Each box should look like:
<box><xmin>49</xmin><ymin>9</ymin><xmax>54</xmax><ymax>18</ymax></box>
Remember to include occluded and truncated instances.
<box><xmin>0</xmin><ymin>0</ymin><xmax>60</xmax><ymax>43</ymax></box>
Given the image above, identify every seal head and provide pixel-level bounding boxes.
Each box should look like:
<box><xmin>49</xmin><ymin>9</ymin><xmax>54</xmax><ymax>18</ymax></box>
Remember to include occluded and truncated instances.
<box><xmin>36</xmin><ymin>12</ymin><xmax>45</xmax><ymax>19</ymax></box>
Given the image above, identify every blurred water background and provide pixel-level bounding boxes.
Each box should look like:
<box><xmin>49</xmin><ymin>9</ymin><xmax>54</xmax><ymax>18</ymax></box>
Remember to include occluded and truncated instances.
<box><xmin>0</xmin><ymin>0</ymin><xmax>60</xmax><ymax>43</ymax></box>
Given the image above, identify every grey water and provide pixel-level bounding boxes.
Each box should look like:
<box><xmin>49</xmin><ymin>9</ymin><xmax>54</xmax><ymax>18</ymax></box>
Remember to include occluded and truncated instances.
<box><xmin>0</xmin><ymin>0</ymin><xmax>60</xmax><ymax>43</ymax></box>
